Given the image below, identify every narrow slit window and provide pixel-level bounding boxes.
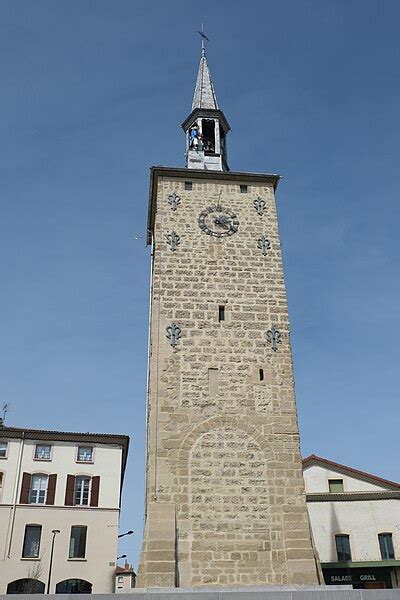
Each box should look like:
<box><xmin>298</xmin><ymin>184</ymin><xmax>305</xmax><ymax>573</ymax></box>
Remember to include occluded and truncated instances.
<box><xmin>185</xmin><ymin>181</ymin><xmax>192</xmax><ymax>191</ymax></box>
<box><xmin>208</xmin><ymin>369</ymin><xmax>219</xmax><ymax>397</ymax></box>
<box><xmin>240</xmin><ymin>185</ymin><xmax>248</xmax><ymax>193</ymax></box>
<box><xmin>259</xmin><ymin>368</ymin><xmax>264</xmax><ymax>382</ymax></box>
<box><xmin>218</xmin><ymin>305</ymin><xmax>225</xmax><ymax>322</ymax></box>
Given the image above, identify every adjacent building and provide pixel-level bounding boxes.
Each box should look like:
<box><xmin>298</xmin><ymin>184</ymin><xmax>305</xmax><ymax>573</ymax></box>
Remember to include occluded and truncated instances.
<box><xmin>304</xmin><ymin>455</ymin><xmax>400</xmax><ymax>589</ymax></box>
<box><xmin>0</xmin><ymin>425</ymin><xmax>129</xmax><ymax>594</ymax></box>
<box><xmin>115</xmin><ymin>562</ymin><xmax>136</xmax><ymax>593</ymax></box>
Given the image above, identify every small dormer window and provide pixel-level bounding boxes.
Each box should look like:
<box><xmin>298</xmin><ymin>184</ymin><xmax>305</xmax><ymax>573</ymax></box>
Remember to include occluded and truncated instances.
<box><xmin>328</xmin><ymin>479</ymin><xmax>344</xmax><ymax>492</ymax></box>
<box><xmin>0</xmin><ymin>442</ymin><xmax>7</xmax><ymax>458</ymax></box>
<box><xmin>77</xmin><ymin>446</ymin><xmax>93</xmax><ymax>463</ymax></box>
<box><xmin>35</xmin><ymin>444</ymin><xmax>52</xmax><ymax>460</ymax></box>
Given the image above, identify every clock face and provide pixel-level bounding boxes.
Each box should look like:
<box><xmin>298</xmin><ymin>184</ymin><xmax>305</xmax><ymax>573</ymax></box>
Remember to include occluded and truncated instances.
<box><xmin>198</xmin><ymin>205</ymin><xmax>239</xmax><ymax>237</ymax></box>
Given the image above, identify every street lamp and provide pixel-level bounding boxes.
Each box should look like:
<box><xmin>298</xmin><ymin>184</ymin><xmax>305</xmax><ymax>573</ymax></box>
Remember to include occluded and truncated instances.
<box><xmin>118</xmin><ymin>530</ymin><xmax>134</xmax><ymax>538</ymax></box>
<box><xmin>46</xmin><ymin>529</ymin><xmax>60</xmax><ymax>594</ymax></box>
<box><xmin>117</xmin><ymin>554</ymin><xmax>127</xmax><ymax>560</ymax></box>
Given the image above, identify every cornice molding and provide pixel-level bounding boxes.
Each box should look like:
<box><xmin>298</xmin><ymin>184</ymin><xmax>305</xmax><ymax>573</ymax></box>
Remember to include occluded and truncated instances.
<box><xmin>147</xmin><ymin>166</ymin><xmax>281</xmax><ymax>245</ymax></box>
<box><xmin>306</xmin><ymin>491</ymin><xmax>400</xmax><ymax>502</ymax></box>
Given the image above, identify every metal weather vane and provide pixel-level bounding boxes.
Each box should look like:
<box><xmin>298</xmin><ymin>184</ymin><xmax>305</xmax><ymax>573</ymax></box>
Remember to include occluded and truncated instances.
<box><xmin>197</xmin><ymin>23</ymin><xmax>210</xmax><ymax>56</ymax></box>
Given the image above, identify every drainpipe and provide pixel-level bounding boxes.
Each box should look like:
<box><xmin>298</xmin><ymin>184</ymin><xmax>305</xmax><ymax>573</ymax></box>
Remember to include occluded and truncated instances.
<box><xmin>7</xmin><ymin>431</ymin><xmax>25</xmax><ymax>557</ymax></box>
<box><xmin>143</xmin><ymin>232</ymin><xmax>155</xmax><ymax>518</ymax></box>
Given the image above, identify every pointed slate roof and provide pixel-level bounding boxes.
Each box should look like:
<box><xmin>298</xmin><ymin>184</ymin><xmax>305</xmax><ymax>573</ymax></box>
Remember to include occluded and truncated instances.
<box><xmin>191</xmin><ymin>53</ymin><xmax>219</xmax><ymax>111</ymax></box>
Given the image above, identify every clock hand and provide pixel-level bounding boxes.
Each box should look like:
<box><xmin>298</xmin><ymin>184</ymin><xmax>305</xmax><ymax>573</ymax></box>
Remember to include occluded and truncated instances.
<box><xmin>213</xmin><ymin>215</ymin><xmax>230</xmax><ymax>229</ymax></box>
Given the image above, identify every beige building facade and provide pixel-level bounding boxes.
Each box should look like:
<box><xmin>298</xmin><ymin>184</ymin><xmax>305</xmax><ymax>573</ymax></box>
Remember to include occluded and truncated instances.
<box><xmin>0</xmin><ymin>426</ymin><xmax>129</xmax><ymax>594</ymax></box>
<box><xmin>304</xmin><ymin>455</ymin><xmax>400</xmax><ymax>589</ymax></box>
<box><xmin>137</xmin><ymin>47</ymin><xmax>319</xmax><ymax>588</ymax></box>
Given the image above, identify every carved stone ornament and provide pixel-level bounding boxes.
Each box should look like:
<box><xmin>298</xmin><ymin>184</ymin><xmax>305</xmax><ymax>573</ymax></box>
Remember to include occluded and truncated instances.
<box><xmin>168</xmin><ymin>192</ymin><xmax>181</xmax><ymax>211</ymax></box>
<box><xmin>166</xmin><ymin>322</ymin><xmax>181</xmax><ymax>348</ymax></box>
<box><xmin>266</xmin><ymin>325</ymin><xmax>282</xmax><ymax>352</ymax></box>
<box><xmin>254</xmin><ymin>196</ymin><xmax>266</xmax><ymax>216</ymax></box>
<box><xmin>166</xmin><ymin>231</ymin><xmax>180</xmax><ymax>252</ymax></box>
<box><xmin>198</xmin><ymin>205</ymin><xmax>239</xmax><ymax>238</ymax></box>
<box><xmin>257</xmin><ymin>235</ymin><xmax>271</xmax><ymax>256</ymax></box>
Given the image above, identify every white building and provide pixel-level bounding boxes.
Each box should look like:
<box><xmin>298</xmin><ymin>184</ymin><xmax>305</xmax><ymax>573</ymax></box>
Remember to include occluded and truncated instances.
<box><xmin>115</xmin><ymin>562</ymin><xmax>136</xmax><ymax>593</ymax></box>
<box><xmin>0</xmin><ymin>425</ymin><xmax>129</xmax><ymax>594</ymax></box>
<box><xmin>304</xmin><ymin>455</ymin><xmax>400</xmax><ymax>590</ymax></box>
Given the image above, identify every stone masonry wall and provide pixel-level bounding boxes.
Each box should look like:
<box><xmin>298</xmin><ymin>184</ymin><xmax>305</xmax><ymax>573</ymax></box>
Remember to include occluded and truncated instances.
<box><xmin>137</xmin><ymin>174</ymin><xmax>318</xmax><ymax>587</ymax></box>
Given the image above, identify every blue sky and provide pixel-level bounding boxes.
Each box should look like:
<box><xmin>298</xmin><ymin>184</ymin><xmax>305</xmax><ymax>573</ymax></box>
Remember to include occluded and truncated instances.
<box><xmin>1</xmin><ymin>1</ymin><xmax>399</xmax><ymax>567</ymax></box>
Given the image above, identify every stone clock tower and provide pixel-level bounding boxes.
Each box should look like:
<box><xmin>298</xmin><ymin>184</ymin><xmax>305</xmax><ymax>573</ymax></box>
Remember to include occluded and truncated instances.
<box><xmin>137</xmin><ymin>46</ymin><xmax>319</xmax><ymax>588</ymax></box>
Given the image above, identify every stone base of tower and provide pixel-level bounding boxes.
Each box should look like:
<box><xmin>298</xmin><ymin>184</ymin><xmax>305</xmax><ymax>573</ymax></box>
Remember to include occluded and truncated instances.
<box><xmin>137</xmin><ymin>503</ymin><xmax>177</xmax><ymax>588</ymax></box>
<box><xmin>137</xmin><ymin>502</ymin><xmax>320</xmax><ymax>588</ymax></box>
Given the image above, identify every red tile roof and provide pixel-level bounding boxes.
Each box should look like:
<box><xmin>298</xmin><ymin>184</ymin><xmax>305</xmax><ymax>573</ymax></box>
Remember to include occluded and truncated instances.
<box><xmin>116</xmin><ymin>564</ymin><xmax>135</xmax><ymax>574</ymax></box>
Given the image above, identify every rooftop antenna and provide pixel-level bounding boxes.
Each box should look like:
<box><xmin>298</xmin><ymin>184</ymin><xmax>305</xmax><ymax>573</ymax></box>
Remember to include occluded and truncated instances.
<box><xmin>197</xmin><ymin>23</ymin><xmax>210</xmax><ymax>57</ymax></box>
<box><xmin>0</xmin><ymin>403</ymin><xmax>8</xmax><ymax>427</ymax></box>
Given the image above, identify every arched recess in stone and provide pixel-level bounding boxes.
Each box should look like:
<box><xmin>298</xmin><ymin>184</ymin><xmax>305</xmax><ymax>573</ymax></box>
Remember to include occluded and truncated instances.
<box><xmin>175</xmin><ymin>416</ymin><xmax>272</xmax><ymax>491</ymax></box>
<box><xmin>178</xmin><ymin>415</ymin><xmax>269</xmax><ymax>461</ymax></box>
<box><xmin>172</xmin><ymin>414</ymin><xmax>276</xmax><ymax>522</ymax></box>
<box><xmin>186</xmin><ymin>422</ymin><xmax>272</xmax><ymax>585</ymax></box>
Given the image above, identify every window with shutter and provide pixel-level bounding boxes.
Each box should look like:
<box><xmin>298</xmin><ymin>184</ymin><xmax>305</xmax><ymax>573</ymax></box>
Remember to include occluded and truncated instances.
<box><xmin>74</xmin><ymin>477</ymin><xmax>91</xmax><ymax>506</ymax></box>
<box><xmin>90</xmin><ymin>476</ymin><xmax>100</xmax><ymax>507</ymax></box>
<box><xmin>20</xmin><ymin>473</ymin><xmax>31</xmax><ymax>504</ymax></box>
<box><xmin>46</xmin><ymin>474</ymin><xmax>57</xmax><ymax>505</ymax></box>
<box><xmin>29</xmin><ymin>474</ymin><xmax>48</xmax><ymax>504</ymax></box>
<box><xmin>65</xmin><ymin>475</ymin><xmax>75</xmax><ymax>506</ymax></box>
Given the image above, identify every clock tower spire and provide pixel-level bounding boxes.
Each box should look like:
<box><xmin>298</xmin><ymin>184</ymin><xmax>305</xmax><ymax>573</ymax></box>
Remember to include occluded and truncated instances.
<box><xmin>182</xmin><ymin>34</ymin><xmax>230</xmax><ymax>171</ymax></box>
